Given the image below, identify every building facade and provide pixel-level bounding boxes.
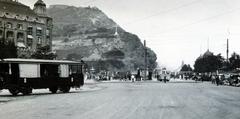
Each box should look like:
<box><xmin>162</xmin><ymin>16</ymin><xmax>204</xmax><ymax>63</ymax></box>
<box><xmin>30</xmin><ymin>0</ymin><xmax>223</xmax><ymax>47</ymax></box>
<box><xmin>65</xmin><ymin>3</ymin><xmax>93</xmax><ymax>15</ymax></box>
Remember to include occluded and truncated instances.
<box><xmin>0</xmin><ymin>0</ymin><xmax>52</xmax><ymax>55</ymax></box>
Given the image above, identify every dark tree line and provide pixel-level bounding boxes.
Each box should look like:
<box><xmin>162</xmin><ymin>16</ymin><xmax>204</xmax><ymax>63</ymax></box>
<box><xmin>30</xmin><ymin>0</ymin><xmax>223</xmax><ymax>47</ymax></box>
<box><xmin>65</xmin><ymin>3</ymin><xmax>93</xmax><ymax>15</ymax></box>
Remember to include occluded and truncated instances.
<box><xmin>180</xmin><ymin>64</ymin><xmax>192</xmax><ymax>72</ymax></box>
<box><xmin>0</xmin><ymin>39</ymin><xmax>17</xmax><ymax>59</ymax></box>
<box><xmin>31</xmin><ymin>45</ymin><xmax>57</xmax><ymax>60</ymax></box>
<box><xmin>0</xmin><ymin>38</ymin><xmax>56</xmax><ymax>60</ymax></box>
<box><xmin>229</xmin><ymin>52</ymin><xmax>240</xmax><ymax>70</ymax></box>
<box><xmin>193</xmin><ymin>51</ymin><xmax>240</xmax><ymax>73</ymax></box>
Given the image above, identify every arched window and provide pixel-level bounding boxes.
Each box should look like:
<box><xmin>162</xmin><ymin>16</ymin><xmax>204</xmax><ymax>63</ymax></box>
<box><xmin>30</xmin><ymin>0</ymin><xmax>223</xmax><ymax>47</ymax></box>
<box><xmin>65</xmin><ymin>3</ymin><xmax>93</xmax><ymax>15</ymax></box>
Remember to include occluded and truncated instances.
<box><xmin>17</xmin><ymin>23</ymin><xmax>23</xmax><ymax>30</ymax></box>
<box><xmin>6</xmin><ymin>22</ymin><xmax>13</xmax><ymax>29</ymax></box>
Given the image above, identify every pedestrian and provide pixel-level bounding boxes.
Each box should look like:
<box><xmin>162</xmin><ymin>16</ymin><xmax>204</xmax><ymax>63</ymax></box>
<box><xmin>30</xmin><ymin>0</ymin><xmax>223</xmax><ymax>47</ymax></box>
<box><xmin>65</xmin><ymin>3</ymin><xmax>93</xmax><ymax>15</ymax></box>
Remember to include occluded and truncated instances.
<box><xmin>211</xmin><ymin>75</ymin><xmax>216</xmax><ymax>84</ymax></box>
<box><xmin>216</xmin><ymin>75</ymin><xmax>220</xmax><ymax>86</ymax></box>
<box><xmin>131</xmin><ymin>74</ymin><xmax>135</xmax><ymax>82</ymax></box>
<box><xmin>193</xmin><ymin>75</ymin><xmax>197</xmax><ymax>83</ymax></box>
<box><xmin>164</xmin><ymin>76</ymin><xmax>167</xmax><ymax>83</ymax></box>
<box><xmin>128</xmin><ymin>74</ymin><xmax>131</xmax><ymax>81</ymax></box>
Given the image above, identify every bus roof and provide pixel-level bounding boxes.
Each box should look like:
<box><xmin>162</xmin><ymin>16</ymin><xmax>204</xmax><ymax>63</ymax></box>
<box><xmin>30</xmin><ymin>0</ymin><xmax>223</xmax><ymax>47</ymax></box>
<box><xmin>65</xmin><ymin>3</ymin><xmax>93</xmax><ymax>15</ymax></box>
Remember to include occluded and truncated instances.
<box><xmin>0</xmin><ymin>58</ymin><xmax>81</xmax><ymax>65</ymax></box>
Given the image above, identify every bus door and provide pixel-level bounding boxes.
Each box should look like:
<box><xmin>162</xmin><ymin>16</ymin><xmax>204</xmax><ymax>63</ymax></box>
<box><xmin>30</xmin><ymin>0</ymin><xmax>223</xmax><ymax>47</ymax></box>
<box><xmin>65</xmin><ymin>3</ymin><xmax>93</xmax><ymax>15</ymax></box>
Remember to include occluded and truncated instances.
<box><xmin>70</xmin><ymin>65</ymin><xmax>84</xmax><ymax>87</ymax></box>
<box><xmin>8</xmin><ymin>63</ymin><xmax>19</xmax><ymax>84</ymax></box>
<box><xmin>40</xmin><ymin>64</ymin><xmax>59</xmax><ymax>87</ymax></box>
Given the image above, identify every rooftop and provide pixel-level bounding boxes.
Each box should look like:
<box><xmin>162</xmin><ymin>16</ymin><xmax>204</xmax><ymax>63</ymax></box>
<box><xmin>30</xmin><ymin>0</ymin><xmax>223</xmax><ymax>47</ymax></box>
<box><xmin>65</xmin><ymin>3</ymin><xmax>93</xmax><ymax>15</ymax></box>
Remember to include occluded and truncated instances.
<box><xmin>1</xmin><ymin>58</ymin><xmax>81</xmax><ymax>65</ymax></box>
<box><xmin>0</xmin><ymin>0</ymin><xmax>37</xmax><ymax>16</ymax></box>
<box><xmin>34</xmin><ymin>0</ymin><xmax>46</xmax><ymax>7</ymax></box>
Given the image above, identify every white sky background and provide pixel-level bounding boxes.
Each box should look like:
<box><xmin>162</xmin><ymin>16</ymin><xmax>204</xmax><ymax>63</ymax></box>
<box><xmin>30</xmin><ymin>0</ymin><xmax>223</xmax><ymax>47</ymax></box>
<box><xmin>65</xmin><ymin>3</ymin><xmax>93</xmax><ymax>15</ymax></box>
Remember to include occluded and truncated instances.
<box><xmin>20</xmin><ymin>0</ymin><xmax>240</xmax><ymax>70</ymax></box>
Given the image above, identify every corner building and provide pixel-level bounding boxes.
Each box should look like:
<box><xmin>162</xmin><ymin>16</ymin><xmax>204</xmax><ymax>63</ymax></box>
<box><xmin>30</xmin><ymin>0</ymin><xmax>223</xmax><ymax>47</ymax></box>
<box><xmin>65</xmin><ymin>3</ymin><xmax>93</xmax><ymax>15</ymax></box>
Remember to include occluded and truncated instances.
<box><xmin>0</xmin><ymin>0</ymin><xmax>52</xmax><ymax>53</ymax></box>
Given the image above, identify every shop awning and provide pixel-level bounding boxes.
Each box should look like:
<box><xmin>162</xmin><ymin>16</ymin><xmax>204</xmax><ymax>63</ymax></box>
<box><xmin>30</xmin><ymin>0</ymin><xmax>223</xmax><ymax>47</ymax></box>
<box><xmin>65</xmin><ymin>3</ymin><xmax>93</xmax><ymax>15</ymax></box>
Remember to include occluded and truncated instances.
<box><xmin>37</xmin><ymin>27</ymin><xmax>42</xmax><ymax>30</ymax></box>
<box><xmin>27</xmin><ymin>35</ymin><xmax>33</xmax><ymax>39</ymax></box>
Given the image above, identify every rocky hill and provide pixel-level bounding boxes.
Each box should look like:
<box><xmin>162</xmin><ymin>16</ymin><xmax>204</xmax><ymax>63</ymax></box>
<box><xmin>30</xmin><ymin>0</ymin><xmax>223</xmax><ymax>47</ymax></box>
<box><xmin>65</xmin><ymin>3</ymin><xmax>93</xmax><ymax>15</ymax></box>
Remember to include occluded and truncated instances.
<box><xmin>47</xmin><ymin>5</ymin><xmax>157</xmax><ymax>72</ymax></box>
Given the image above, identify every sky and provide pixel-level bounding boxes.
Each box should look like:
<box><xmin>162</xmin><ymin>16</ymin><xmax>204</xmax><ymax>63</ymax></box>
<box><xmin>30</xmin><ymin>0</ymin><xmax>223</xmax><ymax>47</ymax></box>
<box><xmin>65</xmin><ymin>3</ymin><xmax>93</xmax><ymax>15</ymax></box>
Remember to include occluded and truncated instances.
<box><xmin>20</xmin><ymin>0</ymin><xmax>240</xmax><ymax>70</ymax></box>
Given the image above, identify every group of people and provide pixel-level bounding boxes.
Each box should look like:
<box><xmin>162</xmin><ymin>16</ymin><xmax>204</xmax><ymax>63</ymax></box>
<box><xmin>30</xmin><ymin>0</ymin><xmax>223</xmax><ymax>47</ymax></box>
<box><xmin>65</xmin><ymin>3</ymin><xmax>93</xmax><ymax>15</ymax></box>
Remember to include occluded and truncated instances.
<box><xmin>210</xmin><ymin>75</ymin><xmax>221</xmax><ymax>86</ymax></box>
<box><xmin>192</xmin><ymin>74</ymin><xmax>240</xmax><ymax>86</ymax></box>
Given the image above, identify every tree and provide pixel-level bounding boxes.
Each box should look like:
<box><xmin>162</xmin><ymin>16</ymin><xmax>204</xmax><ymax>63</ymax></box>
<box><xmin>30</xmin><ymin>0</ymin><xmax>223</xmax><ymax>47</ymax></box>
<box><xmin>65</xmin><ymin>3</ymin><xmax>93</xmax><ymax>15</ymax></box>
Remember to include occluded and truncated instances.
<box><xmin>180</xmin><ymin>64</ymin><xmax>193</xmax><ymax>72</ymax></box>
<box><xmin>229</xmin><ymin>52</ymin><xmax>240</xmax><ymax>70</ymax></box>
<box><xmin>0</xmin><ymin>39</ymin><xmax>17</xmax><ymax>59</ymax></box>
<box><xmin>31</xmin><ymin>45</ymin><xmax>57</xmax><ymax>60</ymax></box>
<box><xmin>194</xmin><ymin>52</ymin><xmax>224</xmax><ymax>73</ymax></box>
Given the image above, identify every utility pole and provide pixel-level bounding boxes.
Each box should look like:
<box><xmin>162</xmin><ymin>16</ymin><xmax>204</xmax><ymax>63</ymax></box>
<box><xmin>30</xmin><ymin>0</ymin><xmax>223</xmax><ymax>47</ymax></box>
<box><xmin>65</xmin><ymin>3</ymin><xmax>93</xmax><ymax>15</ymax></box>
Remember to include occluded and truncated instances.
<box><xmin>207</xmin><ymin>36</ymin><xmax>210</xmax><ymax>51</ymax></box>
<box><xmin>226</xmin><ymin>29</ymin><xmax>230</xmax><ymax>69</ymax></box>
<box><xmin>227</xmin><ymin>38</ymin><xmax>229</xmax><ymax>63</ymax></box>
<box><xmin>144</xmin><ymin>40</ymin><xmax>147</xmax><ymax>80</ymax></box>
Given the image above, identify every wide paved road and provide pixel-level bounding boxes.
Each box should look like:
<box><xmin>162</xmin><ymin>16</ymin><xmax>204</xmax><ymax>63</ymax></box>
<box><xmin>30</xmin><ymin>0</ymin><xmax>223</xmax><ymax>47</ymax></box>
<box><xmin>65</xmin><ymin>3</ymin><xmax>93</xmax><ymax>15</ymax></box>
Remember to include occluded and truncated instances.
<box><xmin>0</xmin><ymin>81</ymin><xmax>240</xmax><ymax>119</ymax></box>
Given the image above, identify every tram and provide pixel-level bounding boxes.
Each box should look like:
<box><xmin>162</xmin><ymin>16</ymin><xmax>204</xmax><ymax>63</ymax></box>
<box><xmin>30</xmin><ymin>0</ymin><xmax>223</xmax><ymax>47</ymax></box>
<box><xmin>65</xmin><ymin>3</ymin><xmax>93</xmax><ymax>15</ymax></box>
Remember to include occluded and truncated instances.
<box><xmin>0</xmin><ymin>58</ymin><xmax>84</xmax><ymax>95</ymax></box>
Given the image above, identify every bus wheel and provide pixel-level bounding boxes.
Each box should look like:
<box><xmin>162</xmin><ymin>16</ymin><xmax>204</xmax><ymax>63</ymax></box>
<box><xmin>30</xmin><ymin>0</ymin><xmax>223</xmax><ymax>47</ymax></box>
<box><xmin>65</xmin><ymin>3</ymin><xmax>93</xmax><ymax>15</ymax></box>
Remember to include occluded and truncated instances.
<box><xmin>49</xmin><ymin>87</ymin><xmax>58</xmax><ymax>93</ymax></box>
<box><xmin>9</xmin><ymin>87</ymin><xmax>20</xmax><ymax>96</ymax></box>
<box><xmin>60</xmin><ymin>86</ymin><xmax>70</xmax><ymax>93</ymax></box>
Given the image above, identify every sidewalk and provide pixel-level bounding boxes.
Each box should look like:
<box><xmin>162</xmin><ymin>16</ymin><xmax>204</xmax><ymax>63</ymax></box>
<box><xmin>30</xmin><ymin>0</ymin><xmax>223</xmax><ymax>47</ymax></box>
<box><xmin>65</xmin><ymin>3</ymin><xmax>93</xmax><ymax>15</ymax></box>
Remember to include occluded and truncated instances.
<box><xmin>169</xmin><ymin>78</ymin><xmax>196</xmax><ymax>83</ymax></box>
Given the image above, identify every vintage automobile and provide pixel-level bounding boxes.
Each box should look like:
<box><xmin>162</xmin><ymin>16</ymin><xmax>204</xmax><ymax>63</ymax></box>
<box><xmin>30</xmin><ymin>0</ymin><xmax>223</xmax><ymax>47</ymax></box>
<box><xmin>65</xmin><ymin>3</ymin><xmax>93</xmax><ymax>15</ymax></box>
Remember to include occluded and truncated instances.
<box><xmin>0</xmin><ymin>58</ymin><xmax>84</xmax><ymax>95</ymax></box>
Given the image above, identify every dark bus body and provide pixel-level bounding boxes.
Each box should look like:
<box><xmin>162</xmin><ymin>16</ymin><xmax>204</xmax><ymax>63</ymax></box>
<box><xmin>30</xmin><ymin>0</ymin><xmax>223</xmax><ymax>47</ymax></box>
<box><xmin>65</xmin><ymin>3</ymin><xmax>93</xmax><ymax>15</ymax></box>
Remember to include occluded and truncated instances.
<box><xmin>0</xmin><ymin>58</ymin><xmax>84</xmax><ymax>95</ymax></box>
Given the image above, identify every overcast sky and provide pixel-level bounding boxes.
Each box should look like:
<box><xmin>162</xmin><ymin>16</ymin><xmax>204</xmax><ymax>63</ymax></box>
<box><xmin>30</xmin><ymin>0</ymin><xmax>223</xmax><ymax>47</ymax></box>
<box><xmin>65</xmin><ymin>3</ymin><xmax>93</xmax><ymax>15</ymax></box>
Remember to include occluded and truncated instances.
<box><xmin>20</xmin><ymin>0</ymin><xmax>240</xmax><ymax>70</ymax></box>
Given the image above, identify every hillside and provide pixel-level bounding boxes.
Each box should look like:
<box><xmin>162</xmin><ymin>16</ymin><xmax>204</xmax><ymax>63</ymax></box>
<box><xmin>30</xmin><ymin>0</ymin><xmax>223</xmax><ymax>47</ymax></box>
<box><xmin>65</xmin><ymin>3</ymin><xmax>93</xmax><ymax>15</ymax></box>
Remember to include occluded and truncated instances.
<box><xmin>47</xmin><ymin>5</ymin><xmax>157</xmax><ymax>72</ymax></box>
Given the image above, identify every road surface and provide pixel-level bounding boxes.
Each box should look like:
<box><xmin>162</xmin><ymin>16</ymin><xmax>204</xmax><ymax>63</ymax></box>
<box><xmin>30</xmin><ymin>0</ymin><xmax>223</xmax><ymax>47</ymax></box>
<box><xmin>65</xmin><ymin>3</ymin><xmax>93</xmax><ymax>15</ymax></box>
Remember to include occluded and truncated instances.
<box><xmin>0</xmin><ymin>81</ymin><xmax>240</xmax><ymax>119</ymax></box>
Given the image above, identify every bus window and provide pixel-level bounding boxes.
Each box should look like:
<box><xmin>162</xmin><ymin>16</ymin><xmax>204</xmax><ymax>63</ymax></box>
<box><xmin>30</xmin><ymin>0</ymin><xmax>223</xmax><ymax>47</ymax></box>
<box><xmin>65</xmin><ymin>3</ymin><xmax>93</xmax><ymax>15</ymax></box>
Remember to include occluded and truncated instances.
<box><xmin>40</xmin><ymin>64</ymin><xmax>59</xmax><ymax>77</ymax></box>
<box><xmin>19</xmin><ymin>64</ymin><xmax>40</xmax><ymax>78</ymax></box>
<box><xmin>0</xmin><ymin>63</ymin><xmax>9</xmax><ymax>74</ymax></box>
<box><xmin>59</xmin><ymin>64</ymin><xmax>69</xmax><ymax>78</ymax></box>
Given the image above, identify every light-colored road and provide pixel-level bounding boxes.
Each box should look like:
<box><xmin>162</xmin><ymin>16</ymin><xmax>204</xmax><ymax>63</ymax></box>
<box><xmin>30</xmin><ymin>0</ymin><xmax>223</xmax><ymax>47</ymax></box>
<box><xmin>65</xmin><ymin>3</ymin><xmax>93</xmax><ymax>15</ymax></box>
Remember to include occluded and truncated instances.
<box><xmin>0</xmin><ymin>81</ymin><xmax>240</xmax><ymax>119</ymax></box>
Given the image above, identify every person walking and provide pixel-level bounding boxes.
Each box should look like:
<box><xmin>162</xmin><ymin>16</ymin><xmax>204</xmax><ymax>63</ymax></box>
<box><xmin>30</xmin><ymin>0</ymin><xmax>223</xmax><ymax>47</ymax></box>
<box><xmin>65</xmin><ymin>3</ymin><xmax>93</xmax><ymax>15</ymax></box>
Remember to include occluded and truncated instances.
<box><xmin>211</xmin><ymin>75</ymin><xmax>216</xmax><ymax>84</ymax></box>
<box><xmin>216</xmin><ymin>75</ymin><xmax>220</xmax><ymax>86</ymax></box>
<box><xmin>164</xmin><ymin>76</ymin><xmax>167</xmax><ymax>83</ymax></box>
<box><xmin>131</xmin><ymin>74</ymin><xmax>135</xmax><ymax>82</ymax></box>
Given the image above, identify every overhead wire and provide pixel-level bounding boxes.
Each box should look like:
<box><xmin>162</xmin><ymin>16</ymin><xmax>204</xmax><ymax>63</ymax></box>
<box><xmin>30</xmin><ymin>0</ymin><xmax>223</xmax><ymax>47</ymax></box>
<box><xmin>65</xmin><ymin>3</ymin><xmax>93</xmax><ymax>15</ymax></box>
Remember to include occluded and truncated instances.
<box><xmin>81</xmin><ymin>0</ymin><xmax>99</xmax><ymax>5</ymax></box>
<box><xmin>156</xmin><ymin>7</ymin><xmax>240</xmax><ymax>34</ymax></box>
<box><xmin>123</xmin><ymin>0</ymin><xmax>203</xmax><ymax>25</ymax></box>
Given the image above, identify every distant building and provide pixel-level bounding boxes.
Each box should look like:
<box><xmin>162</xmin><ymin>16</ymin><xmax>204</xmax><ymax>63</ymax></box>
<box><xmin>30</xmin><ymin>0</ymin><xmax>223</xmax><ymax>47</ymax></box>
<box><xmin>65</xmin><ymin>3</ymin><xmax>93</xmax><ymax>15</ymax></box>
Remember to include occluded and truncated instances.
<box><xmin>0</xmin><ymin>0</ymin><xmax>53</xmax><ymax>55</ymax></box>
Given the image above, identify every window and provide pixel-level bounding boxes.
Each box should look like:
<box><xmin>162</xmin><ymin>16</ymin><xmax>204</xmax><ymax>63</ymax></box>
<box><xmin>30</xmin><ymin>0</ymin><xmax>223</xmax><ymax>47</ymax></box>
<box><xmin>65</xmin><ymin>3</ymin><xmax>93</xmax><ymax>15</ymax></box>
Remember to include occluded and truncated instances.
<box><xmin>37</xmin><ymin>37</ymin><xmax>42</xmax><ymax>44</ymax></box>
<box><xmin>17</xmin><ymin>32</ymin><xmax>24</xmax><ymax>42</ymax></box>
<box><xmin>27</xmin><ymin>38</ymin><xmax>33</xmax><ymax>47</ymax></box>
<box><xmin>6</xmin><ymin>31</ymin><xmax>14</xmax><ymax>41</ymax></box>
<box><xmin>27</xmin><ymin>26</ymin><xmax>33</xmax><ymax>35</ymax></box>
<box><xmin>46</xmin><ymin>38</ymin><xmax>50</xmax><ymax>45</ymax></box>
<box><xmin>6</xmin><ymin>31</ymin><xmax>14</xmax><ymax>38</ymax></box>
<box><xmin>46</xmin><ymin>29</ymin><xmax>49</xmax><ymax>36</ymax></box>
<box><xmin>6</xmin><ymin>22</ymin><xmax>12</xmax><ymax>28</ymax></box>
<box><xmin>36</xmin><ymin>27</ymin><xmax>42</xmax><ymax>36</ymax></box>
<box><xmin>36</xmin><ymin>30</ymin><xmax>42</xmax><ymax>36</ymax></box>
<box><xmin>17</xmin><ymin>24</ymin><xmax>23</xmax><ymax>30</ymax></box>
<box><xmin>15</xmin><ymin>14</ymin><xmax>19</xmax><ymax>19</ymax></box>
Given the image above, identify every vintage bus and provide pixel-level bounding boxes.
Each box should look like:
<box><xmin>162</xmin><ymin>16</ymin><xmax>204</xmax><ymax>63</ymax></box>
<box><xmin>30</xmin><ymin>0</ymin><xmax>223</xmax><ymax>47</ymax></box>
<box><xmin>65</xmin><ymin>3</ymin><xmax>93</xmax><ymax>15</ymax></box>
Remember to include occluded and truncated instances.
<box><xmin>0</xmin><ymin>58</ymin><xmax>84</xmax><ymax>95</ymax></box>
<box><xmin>154</xmin><ymin>68</ymin><xmax>170</xmax><ymax>82</ymax></box>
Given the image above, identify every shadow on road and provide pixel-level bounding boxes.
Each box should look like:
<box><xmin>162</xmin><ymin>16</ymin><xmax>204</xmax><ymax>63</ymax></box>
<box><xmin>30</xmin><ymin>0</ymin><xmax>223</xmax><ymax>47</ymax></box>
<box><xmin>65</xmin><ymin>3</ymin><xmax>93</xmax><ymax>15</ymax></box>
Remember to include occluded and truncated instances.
<box><xmin>0</xmin><ymin>90</ymin><xmax>81</xmax><ymax>97</ymax></box>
